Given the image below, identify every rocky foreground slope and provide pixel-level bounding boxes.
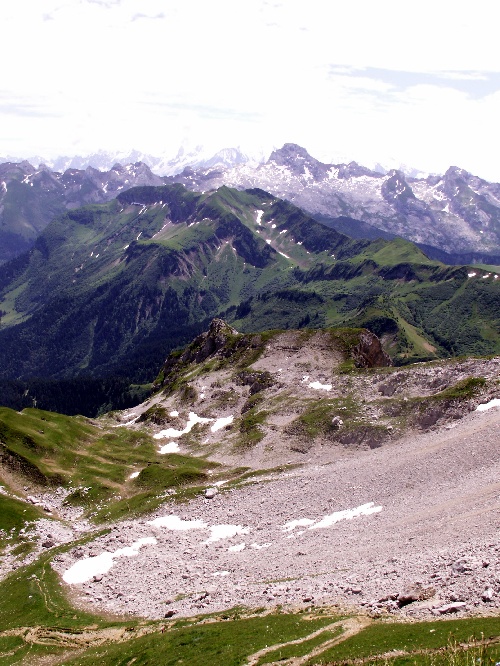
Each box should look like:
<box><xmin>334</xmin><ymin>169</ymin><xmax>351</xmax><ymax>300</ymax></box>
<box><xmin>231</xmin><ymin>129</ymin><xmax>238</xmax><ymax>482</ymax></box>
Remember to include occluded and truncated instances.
<box><xmin>35</xmin><ymin>320</ymin><xmax>499</xmax><ymax>622</ymax></box>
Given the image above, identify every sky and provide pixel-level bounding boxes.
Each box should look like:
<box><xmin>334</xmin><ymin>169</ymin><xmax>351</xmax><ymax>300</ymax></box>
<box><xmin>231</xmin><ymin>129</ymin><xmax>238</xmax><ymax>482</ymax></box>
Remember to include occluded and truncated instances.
<box><xmin>2</xmin><ymin>0</ymin><xmax>500</xmax><ymax>180</ymax></box>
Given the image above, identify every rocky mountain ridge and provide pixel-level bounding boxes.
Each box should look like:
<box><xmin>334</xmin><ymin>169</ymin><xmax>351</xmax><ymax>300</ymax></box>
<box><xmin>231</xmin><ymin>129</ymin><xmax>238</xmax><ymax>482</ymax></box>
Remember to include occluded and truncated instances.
<box><xmin>166</xmin><ymin>143</ymin><xmax>500</xmax><ymax>258</ymax></box>
<box><xmin>0</xmin><ymin>160</ymin><xmax>163</xmax><ymax>264</ymax></box>
<box><xmin>3</xmin><ymin>144</ymin><xmax>500</xmax><ymax>265</ymax></box>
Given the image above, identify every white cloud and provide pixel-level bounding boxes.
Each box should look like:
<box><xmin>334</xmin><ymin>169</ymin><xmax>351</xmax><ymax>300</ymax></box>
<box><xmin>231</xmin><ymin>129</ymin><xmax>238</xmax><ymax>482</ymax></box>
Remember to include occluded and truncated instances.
<box><xmin>1</xmin><ymin>0</ymin><xmax>500</xmax><ymax>179</ymax></box>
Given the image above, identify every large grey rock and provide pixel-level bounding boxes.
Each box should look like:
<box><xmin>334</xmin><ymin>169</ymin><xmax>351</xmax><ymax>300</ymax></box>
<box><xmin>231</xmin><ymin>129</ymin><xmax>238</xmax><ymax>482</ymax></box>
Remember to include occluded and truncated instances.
<box><xmin>433</xmin><ymin>602</ymin><xmax>467</xmax><ymax>615</ymax></box>
<box><xmin>398</xmin><ymin>583</ymin><xmax>436</xmax><ymax>607</ymax></box>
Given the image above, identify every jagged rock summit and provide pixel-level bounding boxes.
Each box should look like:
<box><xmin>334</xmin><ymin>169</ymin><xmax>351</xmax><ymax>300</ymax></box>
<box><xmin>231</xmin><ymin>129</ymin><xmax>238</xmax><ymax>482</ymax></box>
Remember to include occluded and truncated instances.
<box><xmin>165</xmin><ymin>144</ymin><xmax>500</xmax><ymax>258</ymax></box>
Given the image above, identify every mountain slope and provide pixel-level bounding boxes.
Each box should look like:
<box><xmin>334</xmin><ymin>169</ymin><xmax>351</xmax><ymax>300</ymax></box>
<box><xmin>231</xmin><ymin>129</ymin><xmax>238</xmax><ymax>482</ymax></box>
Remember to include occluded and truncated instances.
<box><xmin>0</xmin><ymin>184</ymin><xmax>498</xmax><ymax>386</ymax></box>
<box><xmin>0</xmin><ymin>161</ymin><xmax>163</xmax><ymax>264</ymax></box>
<box><xmin>166</xmin><ymin>143</ymin><xmax>500</xmax><ymax>258</ymax></box>
<box><xmin>0</xmin><ymin>318</ymin><xmax>498</xmax><ymax>637</ymax></box>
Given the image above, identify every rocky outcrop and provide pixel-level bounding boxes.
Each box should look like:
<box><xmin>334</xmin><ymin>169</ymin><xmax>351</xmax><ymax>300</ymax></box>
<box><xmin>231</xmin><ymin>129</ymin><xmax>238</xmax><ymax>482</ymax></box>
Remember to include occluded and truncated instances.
<box><xmin>157</xmin><ymin>320</ymin><xmax>391</xmax><ymax>391</ymax></box>
<box><xmin>188</xmin><ymin>319</ymin><xmax>240</xmax><ymax>364</ymax></box>
<box><xmin>351</xmin><ymin>330</ymin><xmax>392</xmax><ymax>368</ymax></box>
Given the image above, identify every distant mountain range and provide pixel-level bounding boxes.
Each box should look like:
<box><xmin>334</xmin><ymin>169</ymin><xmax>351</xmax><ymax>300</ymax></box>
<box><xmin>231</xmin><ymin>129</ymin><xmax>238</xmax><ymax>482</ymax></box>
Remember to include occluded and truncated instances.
<box><xmin>0</xmin><ymin>146</ymin><xmax>260</xmax><ymax>178</ymax></box>
<box><xmin>165</xmin><ymin>144</ymin><xmax>500</xmax><ymax>260</ymax></box>
<box><xmin>1</xmin><ymin>144</ymin><xmax>500</xmax><ymax>265</ymax></box>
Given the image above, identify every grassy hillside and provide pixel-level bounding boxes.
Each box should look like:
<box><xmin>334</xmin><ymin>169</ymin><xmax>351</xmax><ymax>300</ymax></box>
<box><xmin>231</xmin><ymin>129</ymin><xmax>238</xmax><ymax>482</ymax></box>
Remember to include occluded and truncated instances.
<box><xmin>0</xmin><ymin>184</ymin><xmax>498</xmax><ymax>392</ymax></box>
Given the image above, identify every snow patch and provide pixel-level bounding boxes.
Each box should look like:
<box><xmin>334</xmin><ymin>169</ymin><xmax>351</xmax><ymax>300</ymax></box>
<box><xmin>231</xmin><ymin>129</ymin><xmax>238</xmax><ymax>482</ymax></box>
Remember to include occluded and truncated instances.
<box><xmin>310</xmin><ymin>502</ymin><xmax>383</xmax><ymax>528</ymax></box>
<box><xmin>204</xmin><ymin>524</ymin><xmax>250</xmax><ymax>543</ymax></box>
<box><xmin>228</xmin><ymin>543</ymin><xmax>246</xmax><ymax>552</ymax></box>
<box><xmin>159</xmin><ymin>442</ymin><xmax>180</xmax><ymax>454</ymax></box>
<box><xmin>148</xmin><ymin>515</ymin><xmax>207</xmax><ymax>530</ymax></box>
<box><xmin>476</xmin><ymin>398</ymin><xmax>500</xmax><ymax>411</ymax></box>
<box><xmin>308</xmin><ymin>381</ymin><xmax>332</xmax><ymax>391</ymax></box>
<box><xmin>62</xmin><ymin>538</ymin><xmax>157</xmax><ymax>584</ymax></box>
<box><xmin>211</xmin><ymin>416</ymin><xmax>234</xmax><ymax>432</ymax></box>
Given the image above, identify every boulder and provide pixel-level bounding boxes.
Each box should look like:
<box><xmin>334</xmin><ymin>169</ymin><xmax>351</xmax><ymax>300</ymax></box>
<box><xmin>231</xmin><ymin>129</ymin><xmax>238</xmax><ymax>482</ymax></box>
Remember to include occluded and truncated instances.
<box><xmin>432</xmin><ymin>602</ymin><xmax>467</xmax><ymax>615</ymax></box>
<box><xmin>398</xmin><ymin>583</ymin><xmax>436</xmax><ymax>607</ymax></box>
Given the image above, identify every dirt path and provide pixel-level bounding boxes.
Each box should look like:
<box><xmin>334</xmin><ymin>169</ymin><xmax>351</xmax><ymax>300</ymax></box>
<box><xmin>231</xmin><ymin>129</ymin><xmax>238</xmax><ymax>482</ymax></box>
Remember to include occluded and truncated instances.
<box><xmin>0</xmin><ymin>624</ymin><xmax>158</xmax><ymax>666</ymax></box>
<box><xmin>245</xmin><ymin>616</ymin><xmax>372</xmax><ymax>666</ymax></box>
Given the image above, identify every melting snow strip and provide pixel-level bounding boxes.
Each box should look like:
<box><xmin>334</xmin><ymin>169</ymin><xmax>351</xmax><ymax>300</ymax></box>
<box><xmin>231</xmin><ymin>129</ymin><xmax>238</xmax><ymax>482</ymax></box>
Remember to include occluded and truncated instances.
<box><xmin>283</xmin><ymin>502</ymin><xmax>382</xmax><ymax>533</ymax></box>
<box><xmin>113</xmin><ymin>416</ymin><xmax>139</xmax><ymax>428</ymax></box>
<box><xmin>301</xmin><ymin>376</ymin><xmax>332</xmax><ymax>391</ymax></box>
<box><xmin>476</xmin><ymin>398</ymin><xmax>500</xmax><ymax>411</ymax></box>
<box><xmin>153</xmin><ymin>412</ymin><xmax>212</xmax><ymax>439</ymax></box>
<box><xmin>159</xmin><ymin>442</ymin><xmax>180</xmax><ymax>454</ymax></box>
<box><xmin>63</xmin><ymin>538</ymin><xmax>157</xmax><ymax>584</ymax></box>
<box><xmin>148</xmin><ymin>515</ymin><xmax>207</xmax><ymax>530</ymax></box>
<box><xmin>211</xmin><ymin>416</ymin><xmax>234</xmax><ymax>432</ymax></box>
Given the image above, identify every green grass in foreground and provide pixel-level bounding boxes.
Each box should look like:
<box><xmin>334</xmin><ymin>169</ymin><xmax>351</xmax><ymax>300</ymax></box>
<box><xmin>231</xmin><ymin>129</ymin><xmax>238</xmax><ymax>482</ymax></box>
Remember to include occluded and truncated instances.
<box><xmin>307</xmin><ymin>616</ymin><xmax>500</xmax><ymax>664</ymax></box>
<box><xmin>0</xmin><ymin>552</ymin><xmax>110</xmax><ymax>632</ymax></box>
<box><xmin>255</xmin><ymin>626</ymin><xmax>343</xmax><ymax>665</ymax></box>
<box><xmin>1</xmin><ymin>547</ymin><xmax>499</xmax><ymax>666</ymax></box>
<box><xmin>0</xmin><ymin>545</ymin><xmax>131</xmax><ymax>665</ymax></box>
<box><xmin>61</xmin><ymin>612</ymin><xmax>336</xmax><ymax>666</ymax></box>
<box><xmin>0</xmin><ymin>494</ymin><xmax>42</xmax><ymax>550</ymax></box>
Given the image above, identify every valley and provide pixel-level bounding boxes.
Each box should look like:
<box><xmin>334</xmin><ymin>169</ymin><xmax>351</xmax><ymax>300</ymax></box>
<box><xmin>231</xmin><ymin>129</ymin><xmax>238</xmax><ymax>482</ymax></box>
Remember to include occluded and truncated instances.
<box><xmin>0</xmin><ymin>318</ymin><xmax>499</xmax><ymax>664</ymax></box>
<box><xmin>0</xmin><ymin>170</ymin><xmax>498</xmax><ymax>665</ymax></box>
<box><xmin>0</xmin><ymin>183</ymin><xmax>498</xmax><ymax>404</ymax></box>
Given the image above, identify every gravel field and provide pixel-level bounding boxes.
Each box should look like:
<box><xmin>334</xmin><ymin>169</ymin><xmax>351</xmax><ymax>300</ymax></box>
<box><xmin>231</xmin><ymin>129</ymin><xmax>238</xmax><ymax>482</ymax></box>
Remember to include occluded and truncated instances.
<box><xmin>54</xmin><ymin>404</ymin><xmax>500</xmax><ymax>621</ymax></box>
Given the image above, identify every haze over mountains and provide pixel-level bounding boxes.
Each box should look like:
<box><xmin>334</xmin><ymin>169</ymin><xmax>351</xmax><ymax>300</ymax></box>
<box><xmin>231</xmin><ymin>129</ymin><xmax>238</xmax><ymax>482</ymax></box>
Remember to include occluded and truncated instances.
<box><xmin>2</xmin><ymin>144</ymin><xmax>500</xmax><ymax>269</ymax></box>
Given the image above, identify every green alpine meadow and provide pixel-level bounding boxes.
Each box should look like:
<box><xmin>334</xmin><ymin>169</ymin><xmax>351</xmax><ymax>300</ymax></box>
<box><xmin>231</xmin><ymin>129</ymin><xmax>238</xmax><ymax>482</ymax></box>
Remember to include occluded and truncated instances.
<box><xmin>0</xmin><ymin>183</ymin><xmax>498</xmax><ymax>393</ymax></box>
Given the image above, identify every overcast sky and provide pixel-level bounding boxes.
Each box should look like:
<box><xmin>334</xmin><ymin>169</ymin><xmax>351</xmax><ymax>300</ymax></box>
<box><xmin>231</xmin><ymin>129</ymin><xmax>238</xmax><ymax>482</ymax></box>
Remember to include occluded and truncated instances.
<box><xmin>2</xmin><ymin>0</ymin><xmax>500</xmax><ymax>179</ymax></box>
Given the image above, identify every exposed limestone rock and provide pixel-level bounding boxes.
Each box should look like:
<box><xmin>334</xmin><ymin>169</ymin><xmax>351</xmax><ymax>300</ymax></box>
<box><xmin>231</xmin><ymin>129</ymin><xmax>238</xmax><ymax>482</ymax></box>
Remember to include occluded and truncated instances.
<box><xmin>432</xmin><ymin>602</ymin><xmax>467</xmax><ymax>615</ymax></box>
<box><xmin>397</xmin><ymin>583</ymin><xmax>436</xmax><ymax>607</ymax></box>
<box><xmin>351</xmin><ymin>330</ymin><xmax>391</xmax><ymax>368</ymax></box>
